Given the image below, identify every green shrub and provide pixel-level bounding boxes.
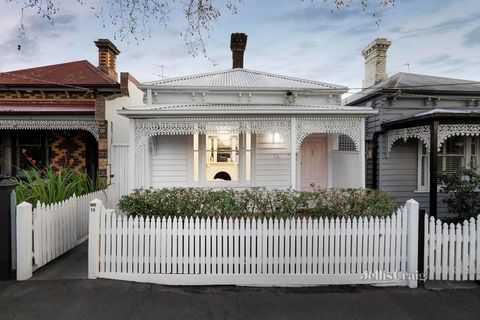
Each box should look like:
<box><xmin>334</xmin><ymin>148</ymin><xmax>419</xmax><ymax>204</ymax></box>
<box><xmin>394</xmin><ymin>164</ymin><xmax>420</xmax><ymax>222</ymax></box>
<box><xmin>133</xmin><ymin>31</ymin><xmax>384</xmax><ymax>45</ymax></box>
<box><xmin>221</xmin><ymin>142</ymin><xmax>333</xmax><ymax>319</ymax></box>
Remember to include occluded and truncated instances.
<box><xmin>14</xmin><ymin>166</ymin><xmax>105</xmax><ymax>206</ymax></box>
<box><xmin>440</xmin><ymin>167</ymin><xmax>480</xmax><ymax>220</ymax></box>
<box><xmin>118</xmin><ymin>187</ymin><xmax>397</xmax><ymax>219</ymax></box>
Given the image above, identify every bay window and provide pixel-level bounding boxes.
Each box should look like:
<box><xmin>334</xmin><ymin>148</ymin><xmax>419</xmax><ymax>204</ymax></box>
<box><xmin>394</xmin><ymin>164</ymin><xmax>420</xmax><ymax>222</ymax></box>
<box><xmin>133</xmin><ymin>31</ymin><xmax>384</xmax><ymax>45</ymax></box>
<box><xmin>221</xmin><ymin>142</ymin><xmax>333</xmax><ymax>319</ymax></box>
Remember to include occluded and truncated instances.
<box><xmin>417</xmin><ymin>136</ymin><xmax>480</xmax><ymax>191</ymax></box>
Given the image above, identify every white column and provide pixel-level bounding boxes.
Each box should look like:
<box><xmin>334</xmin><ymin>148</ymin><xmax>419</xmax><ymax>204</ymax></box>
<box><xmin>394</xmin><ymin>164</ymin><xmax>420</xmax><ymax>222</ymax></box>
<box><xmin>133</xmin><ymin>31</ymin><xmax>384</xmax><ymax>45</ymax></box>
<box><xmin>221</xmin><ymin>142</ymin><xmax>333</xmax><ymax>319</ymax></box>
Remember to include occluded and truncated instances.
<box><xmin>88</xmin><ymin>199</ymin><xmax>102</xmax><ymax>279</ymax></box>
<box><xmin>16</xmin><ymin>202</ymin><xmax>33</xmax><ymax>281</ymax></box>
<box><xmin>406</xmin><ymin>199</ymin><xmax>419</xmax><ymax>288</ymax></box>
<box><xmin>359</xmin><ymin>118</ymin><xmax>366</xmax><ymax>188</ymax></box>
<box><xmin>144</xmin><ymin>137</ymin><xmax>151</xmax><ymax>188</ymax></box>
<box><xmin>238</xmin><ymin>133</ymin><xmax>246</xmax><ymax>184</ymax></box>
<box><xmin>128</xmin><ymin>119</ymin><xmax>136</xmax><ymax>191</ymax></box>
<box><xmin>146</xmin><ymin>88</ymin><xmax>152</xmax><ymax>105</ymax></box>
<box><xmin>290</xmin><ymin>117</ymin><xmax>297</xmax><ymax>190</ymax></box>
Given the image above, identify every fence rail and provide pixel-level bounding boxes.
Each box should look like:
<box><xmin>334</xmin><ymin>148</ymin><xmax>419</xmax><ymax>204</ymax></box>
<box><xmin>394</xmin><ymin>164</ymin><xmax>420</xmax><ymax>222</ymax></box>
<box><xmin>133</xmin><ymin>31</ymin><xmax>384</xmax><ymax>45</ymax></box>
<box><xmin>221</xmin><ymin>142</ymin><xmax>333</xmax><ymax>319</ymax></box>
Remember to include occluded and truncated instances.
<box><xmin>16</xmin><ymin>185</ymin><xmax>119</xmax><ymax>280</ymax></box>
<box><xmin>424</xmin><ymin>214</ymin><xmax>480</xmax><ymax>281</ymax></box>
<box><xmin>89</xmin><ymin>199</ymin><xmax>419</xmax><ymax>287</ymax></box>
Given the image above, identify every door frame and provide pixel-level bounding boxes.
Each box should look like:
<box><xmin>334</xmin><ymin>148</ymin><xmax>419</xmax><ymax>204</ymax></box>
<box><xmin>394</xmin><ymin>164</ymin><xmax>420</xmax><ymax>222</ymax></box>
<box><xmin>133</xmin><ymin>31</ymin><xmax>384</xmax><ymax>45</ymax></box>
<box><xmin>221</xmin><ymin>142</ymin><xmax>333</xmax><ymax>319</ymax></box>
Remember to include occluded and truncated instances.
<box><xmin>298</xmin><ymin>134</ymin><xmax>329</xmax><ymax>191</ymax></box>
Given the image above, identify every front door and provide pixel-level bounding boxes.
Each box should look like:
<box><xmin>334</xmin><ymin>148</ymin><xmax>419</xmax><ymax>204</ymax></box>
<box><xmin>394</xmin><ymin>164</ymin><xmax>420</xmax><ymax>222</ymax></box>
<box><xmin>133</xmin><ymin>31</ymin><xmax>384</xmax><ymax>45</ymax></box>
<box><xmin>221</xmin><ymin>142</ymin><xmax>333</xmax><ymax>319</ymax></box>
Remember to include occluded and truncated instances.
<box><xmin>301</xmin><ymin>137</ymin><xmax>327</xmax><ymax>191</ymax></box>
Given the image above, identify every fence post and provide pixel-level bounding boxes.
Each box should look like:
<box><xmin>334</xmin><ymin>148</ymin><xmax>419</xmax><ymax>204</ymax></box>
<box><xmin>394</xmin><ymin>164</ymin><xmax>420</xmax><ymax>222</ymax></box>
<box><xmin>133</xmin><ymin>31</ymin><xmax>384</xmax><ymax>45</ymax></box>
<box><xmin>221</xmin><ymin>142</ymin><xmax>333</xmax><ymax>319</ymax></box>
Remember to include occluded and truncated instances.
<box><xmin>88</xmin><ymin>198</ymin><xmax>102</xmax><ymax>279</ymax></box>
<box><xmin>16</xmin><ymin>202</ymin><xmax>33</xmax><ymax>281</ymax></box>
<box><xmin>406</xmin><ymin>199</ymin><xmax>419</xmax><ymax>288</ymax></box>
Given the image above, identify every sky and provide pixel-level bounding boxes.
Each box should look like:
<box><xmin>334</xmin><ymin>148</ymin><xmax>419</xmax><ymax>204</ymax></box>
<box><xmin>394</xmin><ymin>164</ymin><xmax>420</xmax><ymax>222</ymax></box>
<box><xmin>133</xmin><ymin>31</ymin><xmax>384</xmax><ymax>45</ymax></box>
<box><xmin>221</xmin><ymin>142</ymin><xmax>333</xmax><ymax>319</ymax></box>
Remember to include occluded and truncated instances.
<box><xmin>0</xmin><ymin>0</ymin><xmax>479</xmax><ymax>94</ymax></box>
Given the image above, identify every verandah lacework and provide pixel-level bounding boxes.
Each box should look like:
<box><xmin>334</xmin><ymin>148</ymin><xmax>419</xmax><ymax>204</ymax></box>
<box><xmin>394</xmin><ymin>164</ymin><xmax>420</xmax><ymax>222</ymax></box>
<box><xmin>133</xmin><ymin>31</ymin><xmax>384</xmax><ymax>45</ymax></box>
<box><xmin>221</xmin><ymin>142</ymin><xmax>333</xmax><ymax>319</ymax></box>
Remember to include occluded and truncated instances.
<box><xmin>133</xmin><ymin>117</ymin><xmax>363</xmax><ymax>152</ymax></box>
<box><xmin>386</xmin><ymin>124</ymin><xmax>480</xmax><ymax>155</ymax></box>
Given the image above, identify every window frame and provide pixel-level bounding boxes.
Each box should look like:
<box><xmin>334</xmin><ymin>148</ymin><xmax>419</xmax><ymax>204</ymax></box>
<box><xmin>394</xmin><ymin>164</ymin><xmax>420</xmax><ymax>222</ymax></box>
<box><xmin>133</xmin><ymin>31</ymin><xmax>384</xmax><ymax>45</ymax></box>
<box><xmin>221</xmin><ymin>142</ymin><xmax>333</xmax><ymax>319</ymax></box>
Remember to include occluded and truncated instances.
<box><xmin>417</xmin><ymin>136</ymin><xmax>480</xmax><ymax>192</ymax></box>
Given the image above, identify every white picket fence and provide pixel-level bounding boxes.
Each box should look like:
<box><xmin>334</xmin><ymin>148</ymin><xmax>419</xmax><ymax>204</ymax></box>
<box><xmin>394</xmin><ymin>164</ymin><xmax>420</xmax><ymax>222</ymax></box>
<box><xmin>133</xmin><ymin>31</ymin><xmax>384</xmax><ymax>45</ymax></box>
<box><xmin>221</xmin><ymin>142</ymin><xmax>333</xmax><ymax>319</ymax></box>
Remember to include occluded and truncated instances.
<box><xmin>424</xmin><ymin>214</ymin><xmax>480</xmax><ymax>281</ymax></box>
<box><xmin>16</xmin><ymin>185</ymin><xmax>119</xmax><ymax>280</ymax></box>
<box><xmin>88</xmin><ymin>199</ymin><xmax>420</xmax><ymax>287</ymax></box>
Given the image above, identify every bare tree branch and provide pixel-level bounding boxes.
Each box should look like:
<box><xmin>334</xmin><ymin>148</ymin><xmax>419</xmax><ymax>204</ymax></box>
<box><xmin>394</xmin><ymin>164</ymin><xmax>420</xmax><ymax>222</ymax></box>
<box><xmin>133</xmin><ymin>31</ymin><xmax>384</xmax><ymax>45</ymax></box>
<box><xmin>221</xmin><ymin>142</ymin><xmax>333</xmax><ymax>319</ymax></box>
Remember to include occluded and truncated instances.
<box><xmin>5</xmin><ymin>0</ymin><xmax>395</xmax><ymax>57</ymax></box>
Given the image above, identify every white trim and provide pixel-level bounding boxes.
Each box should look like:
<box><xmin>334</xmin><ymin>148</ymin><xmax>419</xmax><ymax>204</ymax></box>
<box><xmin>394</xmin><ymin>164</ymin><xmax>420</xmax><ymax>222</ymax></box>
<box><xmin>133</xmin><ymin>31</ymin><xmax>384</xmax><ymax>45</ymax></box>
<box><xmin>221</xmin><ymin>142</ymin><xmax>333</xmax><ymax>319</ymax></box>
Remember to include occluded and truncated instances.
<box><xmin>438</xmin><ymin>124</ymin><xmax>480</xmax><ymax>151</ymax></box>
<box><xmin>360</xmin><ymin>118</ymin><xmax>366</xmax><ymax>188</ymax></box>
<box><xmin>296</xmin><ymin>118</ymin><xmax>362</xmax><ymax>152</ymax></box>
<box><xmin>290</xmin><ymin>117</ymin><xmax>297</xmax><ymax>190</ymax></box>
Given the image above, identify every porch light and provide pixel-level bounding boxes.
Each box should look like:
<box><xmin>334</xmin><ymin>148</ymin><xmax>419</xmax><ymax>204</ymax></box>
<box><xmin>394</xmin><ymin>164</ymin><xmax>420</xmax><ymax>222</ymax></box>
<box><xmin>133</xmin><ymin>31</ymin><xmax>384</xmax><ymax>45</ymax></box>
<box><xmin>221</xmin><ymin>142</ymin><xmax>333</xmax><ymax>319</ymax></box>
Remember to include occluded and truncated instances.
<box><xmin>270</xmin><ymin>133</ymin><xmax>283</xmax><ymax>144</ymax></box>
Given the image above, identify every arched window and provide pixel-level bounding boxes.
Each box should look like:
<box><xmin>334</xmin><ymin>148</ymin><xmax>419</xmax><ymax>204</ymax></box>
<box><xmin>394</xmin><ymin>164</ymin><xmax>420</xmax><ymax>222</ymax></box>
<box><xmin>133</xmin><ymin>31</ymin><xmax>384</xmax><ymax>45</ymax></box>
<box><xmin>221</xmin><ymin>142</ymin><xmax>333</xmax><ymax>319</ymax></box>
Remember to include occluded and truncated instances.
<box><xmin>337</xmin><ymin>134</ymin><xmax>356</xmax><ymax>151</ymax></box>
<box><xmin>213</xmin><ymin>171</ymin><xmax>232</xmax><ymax>181</ymax></box>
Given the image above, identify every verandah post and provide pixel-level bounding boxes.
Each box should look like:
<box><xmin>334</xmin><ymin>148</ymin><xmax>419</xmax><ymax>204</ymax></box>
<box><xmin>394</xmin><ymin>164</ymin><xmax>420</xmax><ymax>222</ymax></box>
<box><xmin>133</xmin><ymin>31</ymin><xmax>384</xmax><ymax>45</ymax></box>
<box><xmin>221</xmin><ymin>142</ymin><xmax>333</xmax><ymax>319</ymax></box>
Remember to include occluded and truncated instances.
<box><xmin>290</xmin><ymin>117</ymin><xmax>297</xmax><ymax>190</ymax></box>
<box><xmin>406</xmin><ymin>199</ymin><xmax>419</xmax><ymax>288</ymax></box>
<box><xmin>16</xmin><ymin>202</ymin><xmax>33</xmax><ymax>281</ymax></box>
<box><xmin>88</xmin><ymin>199</ymin><xmax>103</xmax><ymax>279</ymax></box>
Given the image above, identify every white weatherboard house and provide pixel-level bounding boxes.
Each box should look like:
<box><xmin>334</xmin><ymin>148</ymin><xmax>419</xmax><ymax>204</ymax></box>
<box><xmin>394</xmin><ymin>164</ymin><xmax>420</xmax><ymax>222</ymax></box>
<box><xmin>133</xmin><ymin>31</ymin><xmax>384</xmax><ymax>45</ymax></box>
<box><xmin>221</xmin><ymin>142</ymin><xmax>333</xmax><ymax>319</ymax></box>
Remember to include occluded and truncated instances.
<box><xmin>120</xmin><ymin>33</ymin><xmax>376</xmax><ymax>191</ymax></box>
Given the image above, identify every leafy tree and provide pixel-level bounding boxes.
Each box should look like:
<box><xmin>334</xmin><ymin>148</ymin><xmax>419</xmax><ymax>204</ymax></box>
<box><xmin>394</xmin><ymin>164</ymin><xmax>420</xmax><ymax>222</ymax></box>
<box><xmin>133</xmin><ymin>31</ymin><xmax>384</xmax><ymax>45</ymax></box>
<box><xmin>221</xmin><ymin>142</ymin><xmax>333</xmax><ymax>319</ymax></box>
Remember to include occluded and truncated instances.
<box><xmin>5</xmin><ymin>0</ymin><xmax>395</xmax><ymax>56</ymax></box>
<box><xmin>439</xmin><ymin>167</ymin><xmax>480</xmax><ymax>220</ymax></box>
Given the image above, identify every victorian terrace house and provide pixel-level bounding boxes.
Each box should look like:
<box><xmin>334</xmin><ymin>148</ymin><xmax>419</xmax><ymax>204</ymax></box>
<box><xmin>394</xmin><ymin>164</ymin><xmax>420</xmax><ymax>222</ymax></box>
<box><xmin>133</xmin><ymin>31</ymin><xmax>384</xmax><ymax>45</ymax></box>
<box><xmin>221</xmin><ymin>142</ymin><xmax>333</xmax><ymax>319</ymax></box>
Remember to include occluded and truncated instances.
<box><xmin>0</xmin><ymin>39</ymin><xmax>139</xmax><ymax>180</ymax></box>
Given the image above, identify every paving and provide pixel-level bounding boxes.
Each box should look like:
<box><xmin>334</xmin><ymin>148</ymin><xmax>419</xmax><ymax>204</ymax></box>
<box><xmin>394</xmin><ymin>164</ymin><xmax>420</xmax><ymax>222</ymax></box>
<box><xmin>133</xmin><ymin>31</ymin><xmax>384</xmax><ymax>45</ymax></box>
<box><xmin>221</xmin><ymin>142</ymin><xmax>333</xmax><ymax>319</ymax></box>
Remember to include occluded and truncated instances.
<box><xmin>1</xmin><ymin>279</ymin><xmax>480</xmax><ymax>320</ymax></box>
<box><xmin>1</xmin><ymin>242</ymin><xmax>478</xmax><ymax>319</ymax></box>
<box><xmin>31</xmin><ymin>241</ymin><xmax>88</xmax><ymax>280</ymax></box>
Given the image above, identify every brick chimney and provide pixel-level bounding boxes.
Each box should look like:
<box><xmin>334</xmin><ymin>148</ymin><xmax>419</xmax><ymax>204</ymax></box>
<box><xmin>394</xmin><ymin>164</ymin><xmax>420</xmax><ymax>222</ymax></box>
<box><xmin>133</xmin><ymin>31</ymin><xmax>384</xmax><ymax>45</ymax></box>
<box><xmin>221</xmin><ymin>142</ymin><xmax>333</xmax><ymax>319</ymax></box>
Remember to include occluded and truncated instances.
<box><xmin>94</xmin><ymin>39</ymin><xmax>120</xmax><ymax>81</ymax></box>
<box><xmin>230</xmin><ymin>33</ymin><xmax>247</xmax><ymax>69</ymax></box>
<box><xmin>361</xmin><ymin>38</ymin><xmax>391</xmax><ymax>88</ymax></box>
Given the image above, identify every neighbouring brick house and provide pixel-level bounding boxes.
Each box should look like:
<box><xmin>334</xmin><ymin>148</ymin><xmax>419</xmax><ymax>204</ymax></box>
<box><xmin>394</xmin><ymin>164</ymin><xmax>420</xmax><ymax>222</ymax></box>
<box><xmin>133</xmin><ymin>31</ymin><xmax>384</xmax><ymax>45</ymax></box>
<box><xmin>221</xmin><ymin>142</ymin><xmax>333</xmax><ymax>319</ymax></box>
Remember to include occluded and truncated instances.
<box><xmin>0</xmin><ymin>39</ymin><xmax>139</xmax><ymax>179</ymax></box>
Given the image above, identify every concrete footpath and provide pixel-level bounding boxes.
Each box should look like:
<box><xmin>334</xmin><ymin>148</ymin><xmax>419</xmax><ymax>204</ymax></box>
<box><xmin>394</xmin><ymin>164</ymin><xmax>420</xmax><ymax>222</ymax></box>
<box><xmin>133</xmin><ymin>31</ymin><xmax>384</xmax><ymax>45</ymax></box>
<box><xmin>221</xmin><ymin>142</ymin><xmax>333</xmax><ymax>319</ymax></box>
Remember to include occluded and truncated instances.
<box><xmin>1</xmin><ymin>279</ymin><xmax>479</xmax><ymax>320</ymax></box>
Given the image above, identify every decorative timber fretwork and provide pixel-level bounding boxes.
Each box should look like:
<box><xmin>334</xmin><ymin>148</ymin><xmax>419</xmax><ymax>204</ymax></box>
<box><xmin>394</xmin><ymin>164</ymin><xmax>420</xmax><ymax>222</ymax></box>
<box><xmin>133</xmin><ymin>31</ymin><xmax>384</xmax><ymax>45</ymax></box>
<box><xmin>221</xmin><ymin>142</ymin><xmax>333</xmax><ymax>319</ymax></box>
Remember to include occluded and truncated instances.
<box><xmin>387</xmin><ymin>124</ymin><xmax>480</xmax><ymax>154</ymax></box>
<box><xmin>296</xmin><ymin>117</ymin><xmax>362</xmax><ymax>151</ymax></box>
<box><xmin>438</xmin><ymin>124</ymin><xmax>480</xmax><ymax>151</ymax></box>
<box><xmin>387</xmin><ymin>125</ymin><xmax>430</xmax><ymax>153</ymax></box>
<box><xmin>0</xmin><ymin>120</ymin><xmax>99</xmax><ymax>141</ymax></box>
<box><xmin>134</xmin><ymin>117</ymin><xmax>291</xmax><ymax>147</ymax></box>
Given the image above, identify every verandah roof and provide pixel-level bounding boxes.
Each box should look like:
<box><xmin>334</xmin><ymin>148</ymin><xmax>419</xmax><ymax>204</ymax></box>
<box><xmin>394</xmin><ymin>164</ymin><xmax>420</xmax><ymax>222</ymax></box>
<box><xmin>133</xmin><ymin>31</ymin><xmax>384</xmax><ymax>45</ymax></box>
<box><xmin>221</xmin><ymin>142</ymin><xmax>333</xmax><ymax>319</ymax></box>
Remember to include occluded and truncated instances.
<box><xmin>118</xmin><ymin>103</ymin><xmax>376</xmax><ymax>118</ymax></box>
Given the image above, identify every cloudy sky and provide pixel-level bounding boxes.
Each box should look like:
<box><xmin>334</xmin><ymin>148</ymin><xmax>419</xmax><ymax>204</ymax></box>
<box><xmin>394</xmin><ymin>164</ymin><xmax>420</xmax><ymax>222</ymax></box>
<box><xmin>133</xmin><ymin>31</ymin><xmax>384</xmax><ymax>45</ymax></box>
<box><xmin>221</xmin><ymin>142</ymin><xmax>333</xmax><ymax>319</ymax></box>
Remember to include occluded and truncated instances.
<box><xmin>0</xmin><ymin>0</ymin><xmax>478</xmax><ymax>94</ymax></box>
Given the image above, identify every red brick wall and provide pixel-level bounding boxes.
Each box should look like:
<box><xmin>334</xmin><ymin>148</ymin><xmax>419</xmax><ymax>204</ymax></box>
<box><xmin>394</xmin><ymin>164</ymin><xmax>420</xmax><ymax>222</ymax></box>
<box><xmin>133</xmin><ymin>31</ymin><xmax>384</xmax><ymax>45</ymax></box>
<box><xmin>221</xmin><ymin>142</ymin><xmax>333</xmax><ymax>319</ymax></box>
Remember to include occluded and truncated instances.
<box><xmin>50</xmin><ymin>131</ymin><xmax>87</xmax><ymax>172</ymax></box>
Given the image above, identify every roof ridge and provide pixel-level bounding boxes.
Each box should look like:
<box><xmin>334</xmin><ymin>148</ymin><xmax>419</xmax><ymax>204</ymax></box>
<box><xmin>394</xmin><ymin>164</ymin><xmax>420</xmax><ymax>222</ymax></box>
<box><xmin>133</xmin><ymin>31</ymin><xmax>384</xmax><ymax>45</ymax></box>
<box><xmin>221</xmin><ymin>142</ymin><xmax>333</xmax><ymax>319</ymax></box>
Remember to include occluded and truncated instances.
<box><xmin>142</xmin><ymin>68</ymin><xmax>346</xmax><ymax>89</ymax></box>
<box><xmin>80</xmin><ymin>60</ymin><xmax>118</xmax><ymax>84</ymax></box>
<box><xmin>397</xmin><ymin>72</ymin><xmax>477</xmax><ymax>83</ymax></box>
<box><xmin>1</xmin><ymin>60</ymin><xmax>88</xmax><ymax>74</ymax></box>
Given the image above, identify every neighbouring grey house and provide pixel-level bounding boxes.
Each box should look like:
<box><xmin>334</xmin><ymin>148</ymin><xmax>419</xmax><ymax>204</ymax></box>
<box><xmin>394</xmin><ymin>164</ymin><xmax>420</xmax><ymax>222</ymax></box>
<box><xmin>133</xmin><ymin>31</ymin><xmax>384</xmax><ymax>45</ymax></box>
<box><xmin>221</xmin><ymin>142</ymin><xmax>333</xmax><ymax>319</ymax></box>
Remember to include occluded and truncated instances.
<box><xmin>347</xmin><ymin>38</ymin><xmax>480</xmax><ymax>218</ymax></box>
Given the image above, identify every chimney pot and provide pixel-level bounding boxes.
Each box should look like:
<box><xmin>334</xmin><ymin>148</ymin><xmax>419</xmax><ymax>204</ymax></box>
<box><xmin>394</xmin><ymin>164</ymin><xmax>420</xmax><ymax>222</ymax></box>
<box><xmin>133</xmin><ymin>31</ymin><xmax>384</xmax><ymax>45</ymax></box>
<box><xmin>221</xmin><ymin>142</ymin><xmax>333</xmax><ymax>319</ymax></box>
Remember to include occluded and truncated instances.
<box><xmin>361</xmin><ymin>38</ymin><xmax>391</xmax><ymax>88</ymax></box>
<box><xmin>94</xmin><ymin>39</ymin><xmax>121</xmax><ymax>81</ymax></box>
<box><xmin>230</xmin><ymin>33</ymin><xmax>247</xmax><ymax>69</ymax></box>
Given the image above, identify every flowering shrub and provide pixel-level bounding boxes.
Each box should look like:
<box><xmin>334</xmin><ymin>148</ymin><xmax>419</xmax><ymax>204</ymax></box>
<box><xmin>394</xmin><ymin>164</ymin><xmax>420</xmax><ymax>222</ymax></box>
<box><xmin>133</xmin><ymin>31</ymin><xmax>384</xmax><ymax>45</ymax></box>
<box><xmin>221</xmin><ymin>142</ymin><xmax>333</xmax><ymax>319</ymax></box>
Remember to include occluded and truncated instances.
<box><xmin>14</xmin><ymin>149</ymin><xmax>105</xmax><ymax>206</ymax></box>
<box><xmin>118</xmin><ymin>187</ymin><xmax>397</xmax><ymax>219</ymax></box>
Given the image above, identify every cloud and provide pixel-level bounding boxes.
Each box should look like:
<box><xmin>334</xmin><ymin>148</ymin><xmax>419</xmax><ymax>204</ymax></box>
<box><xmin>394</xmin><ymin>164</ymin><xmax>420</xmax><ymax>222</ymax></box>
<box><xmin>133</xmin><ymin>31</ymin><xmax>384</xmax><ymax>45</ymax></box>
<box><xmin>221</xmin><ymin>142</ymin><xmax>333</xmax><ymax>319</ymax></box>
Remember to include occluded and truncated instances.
<box><xmin>395</xmin><ymin>12</ymin><xmax>480</xmax><ymax>39</ymax></box>
<box><xmin>267</xmin><ymin>2</ymin><xmax>381</xmax><ymax>36</ymax></box>
<box><xmin>463</xmin><ymin>26</ymin><xmax>480</xmax><ymax>47</ymax></box>
<box><xmin>416</xmin><ymin>54</ymin><xmax>473</xmax><ymax>75</ymax></box>
<box><xmin>0</xmin><ymin>13</ymin><xmax>78</xmax><ymax>69</ymax></box>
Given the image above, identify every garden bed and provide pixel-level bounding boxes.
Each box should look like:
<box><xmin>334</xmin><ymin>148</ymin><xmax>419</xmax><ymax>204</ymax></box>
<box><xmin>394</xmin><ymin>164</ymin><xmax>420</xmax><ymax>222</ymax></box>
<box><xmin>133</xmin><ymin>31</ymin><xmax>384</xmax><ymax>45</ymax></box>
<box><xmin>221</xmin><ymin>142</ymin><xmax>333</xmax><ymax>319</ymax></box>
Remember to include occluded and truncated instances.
<box><xmin>118</xmin><ymin>187</ymin><xmax>397</xmax><ymax>219</ymax></box>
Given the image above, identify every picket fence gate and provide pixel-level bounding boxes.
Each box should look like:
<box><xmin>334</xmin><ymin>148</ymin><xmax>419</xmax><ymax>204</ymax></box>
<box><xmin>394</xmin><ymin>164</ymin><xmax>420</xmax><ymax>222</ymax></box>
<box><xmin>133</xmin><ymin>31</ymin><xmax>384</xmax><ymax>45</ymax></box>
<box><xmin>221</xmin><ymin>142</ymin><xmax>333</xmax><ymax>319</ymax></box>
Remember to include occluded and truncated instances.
<box><xmin>424</xmin><ymin>214</ymin><xmax>480</xmax><ymax>281</ymax></box>
<box><xmin>16</xmin><ymin>185</ymin><xmax>119</xmax><ymax>280</ymax></box>
<box><xmin>89</xmin><ymin>199</ymin><xmax>420</xmax><ymax>287</ymax></box>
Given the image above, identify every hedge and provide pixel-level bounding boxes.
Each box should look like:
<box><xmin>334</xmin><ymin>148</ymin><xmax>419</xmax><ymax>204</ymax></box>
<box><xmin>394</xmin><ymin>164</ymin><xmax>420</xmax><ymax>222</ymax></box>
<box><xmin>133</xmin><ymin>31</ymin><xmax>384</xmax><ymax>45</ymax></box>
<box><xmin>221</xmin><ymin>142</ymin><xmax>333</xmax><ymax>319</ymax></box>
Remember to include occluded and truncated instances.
<box><xmin>118</xmin><ymin>187</ymin><xmax>397</xmax><ymax>219</ymax></box>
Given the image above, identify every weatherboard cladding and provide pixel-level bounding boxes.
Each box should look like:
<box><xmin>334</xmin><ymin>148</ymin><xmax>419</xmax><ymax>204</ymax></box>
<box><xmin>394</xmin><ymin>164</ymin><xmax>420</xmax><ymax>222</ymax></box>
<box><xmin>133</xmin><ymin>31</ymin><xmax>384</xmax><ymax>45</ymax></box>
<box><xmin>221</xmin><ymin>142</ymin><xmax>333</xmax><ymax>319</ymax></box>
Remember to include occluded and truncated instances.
<box><xmin>142</xmin><ymin>69</ymin><xmax>346</xmax><ymax>90</ymax></box>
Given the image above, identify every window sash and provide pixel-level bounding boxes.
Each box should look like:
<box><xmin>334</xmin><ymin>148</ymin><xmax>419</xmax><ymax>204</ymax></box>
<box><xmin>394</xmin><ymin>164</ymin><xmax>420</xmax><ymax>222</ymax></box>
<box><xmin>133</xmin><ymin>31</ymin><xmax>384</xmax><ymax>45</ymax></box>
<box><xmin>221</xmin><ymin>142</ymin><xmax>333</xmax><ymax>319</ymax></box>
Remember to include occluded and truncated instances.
<box><xmin>417</xmin><ymin>136</ymin><xmax>480</xmax><ymax>191</ymax></box>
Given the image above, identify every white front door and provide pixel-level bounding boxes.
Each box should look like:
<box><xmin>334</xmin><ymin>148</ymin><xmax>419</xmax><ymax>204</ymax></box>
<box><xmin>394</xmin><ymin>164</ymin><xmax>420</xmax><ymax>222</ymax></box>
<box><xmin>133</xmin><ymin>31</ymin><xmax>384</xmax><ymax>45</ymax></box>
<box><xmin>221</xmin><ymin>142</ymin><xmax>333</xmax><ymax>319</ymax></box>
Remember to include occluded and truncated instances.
<box><xmin>301</xmin><ymin>137</ymin><xmax>327</xmax><ymax>191</ymax></box>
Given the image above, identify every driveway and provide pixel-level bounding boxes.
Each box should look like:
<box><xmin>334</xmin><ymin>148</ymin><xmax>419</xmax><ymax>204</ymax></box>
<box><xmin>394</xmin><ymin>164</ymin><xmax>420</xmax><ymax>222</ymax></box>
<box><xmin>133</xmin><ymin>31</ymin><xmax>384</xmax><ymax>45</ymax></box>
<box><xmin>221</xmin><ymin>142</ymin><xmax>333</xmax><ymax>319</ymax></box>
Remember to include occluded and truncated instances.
<box><xmin>0</xmin><ymin>279</ymin><xmax>479</xmax><ymax>320</ymax></box>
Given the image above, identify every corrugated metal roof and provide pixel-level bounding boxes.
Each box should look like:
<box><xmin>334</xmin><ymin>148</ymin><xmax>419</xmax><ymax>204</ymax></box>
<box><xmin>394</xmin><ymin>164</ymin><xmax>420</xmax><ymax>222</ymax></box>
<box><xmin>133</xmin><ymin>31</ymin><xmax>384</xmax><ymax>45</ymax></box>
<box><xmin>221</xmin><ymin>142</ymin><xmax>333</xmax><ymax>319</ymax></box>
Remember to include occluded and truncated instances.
<box><xmin>119</xmin><ymin>103</ymin><xmax>376</xmax><ymax>117</ymax></box>
<box><xmin>346</xmin><ymin>72</ymin><xmax>480</xmax><ymax>105</ymax></box>
<box><xmin>142</xmin><ymin>68</ymin><xmax>346</xmax><ymax>90</ymax></box>
<box><xmin>143</xmin><ymin>103</ymin><xmax>361</xmax><ymax>111</ymax></box>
